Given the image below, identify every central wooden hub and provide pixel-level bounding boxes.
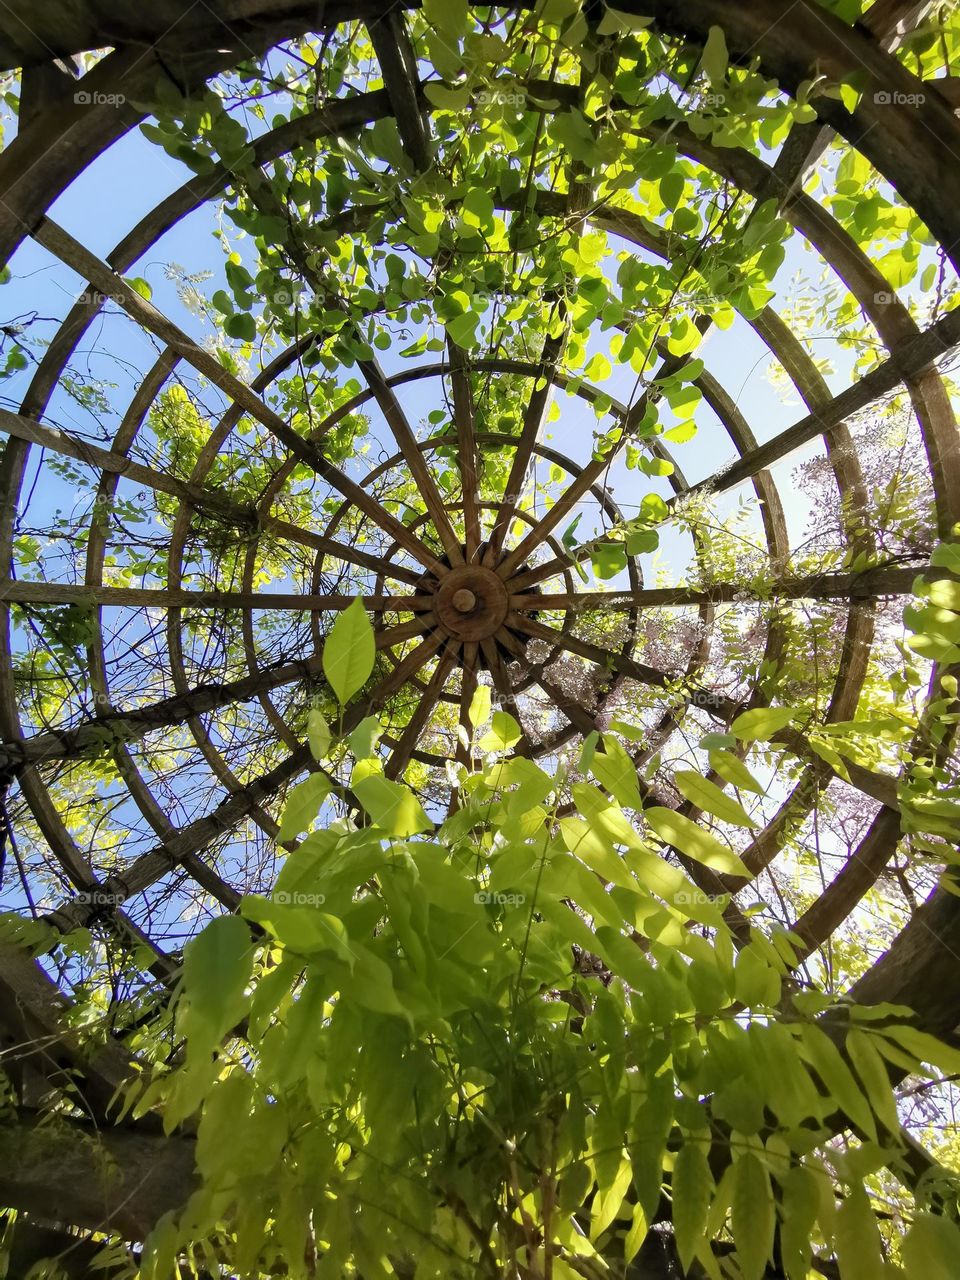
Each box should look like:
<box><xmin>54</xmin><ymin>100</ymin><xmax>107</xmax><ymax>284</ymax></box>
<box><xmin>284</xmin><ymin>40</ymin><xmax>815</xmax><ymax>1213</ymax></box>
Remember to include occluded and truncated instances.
<box><xmin>435</xmin><ymin>565</ymin><xmax>509</xmax><ymax>641</ymax></box>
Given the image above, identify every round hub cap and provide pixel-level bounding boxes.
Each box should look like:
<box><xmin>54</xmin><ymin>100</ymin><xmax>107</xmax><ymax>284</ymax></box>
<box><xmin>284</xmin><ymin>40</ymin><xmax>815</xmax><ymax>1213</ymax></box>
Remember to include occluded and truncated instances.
<box><xmin>435</xmin><ymin>565</ymin><xmax>509</xmax><ymax>641</ymax></box>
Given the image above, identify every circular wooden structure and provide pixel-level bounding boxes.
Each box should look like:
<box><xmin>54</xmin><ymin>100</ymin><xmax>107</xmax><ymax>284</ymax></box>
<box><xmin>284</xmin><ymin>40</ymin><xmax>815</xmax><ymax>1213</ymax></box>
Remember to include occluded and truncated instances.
<box><xmin>0</xmin><ymin>0</ymin><xmax>959</xmax><ymax>1255</ymax></box>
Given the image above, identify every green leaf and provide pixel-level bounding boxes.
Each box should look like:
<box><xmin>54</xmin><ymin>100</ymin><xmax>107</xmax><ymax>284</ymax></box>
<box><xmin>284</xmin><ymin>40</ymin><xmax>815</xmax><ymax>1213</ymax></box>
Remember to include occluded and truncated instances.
<box><xmin>797</xmin><ymin>1024</ymin><xmax>877</xmax><ymax>1141</ymax></box>
<box><xmin>353</xmin><ymin>774</ymin><xmax>432</xmax><ymax>836</ymax></box>
<box><xmin>591</xmin><ymin>542</ymin><xmax>627</xmax><ymax>580</ymax></box>
<box><xmin>835</xmin><ymin>1186</ymin><xmax>885</xmax><ymax>1280</ymax></box>
<box><xmin>701</xmin><ymin>25</ymin><xmax>728</xmax><ymax>87</ymax></box>
<box><xmin>562</xmin><ymin>513</ymin><xmax>583</xmax><ymax>551</ymax></box>
<box><xmin>673</xmin><ymin>770</ymin><xmax>758</xmax><ymax>827</ymax></box>
<box><xmin>663</xmin><ymin>419</ymin><xmax>697</xmax><ymax>443</ymax></box>
<box><xmin>278</xmin><ymin>773</ymin><xmax>332</xmax><ymax>841</ymax></box>
<box><xmin>731</xmin><ymin>1153</ymin><xmax>774</xmax><ymax>1280</ymax></box>
<box><xmin>592</xmin><ymin>737</ymin><xmax>644</xmax><ymax>810</ymax></box>
<box><xmin>348</xmin><ymin>715</ymin><xmax>383</xmax><ymax>759</ymax></box>
<box><xmin>846</xmin><ymin>1028</ymin><xmax>900</xmax><ymax>1135</ymax></box>
<box><xmin>478</xmin><ymin>710</ymin><xmax>522</xmax><ymax>751</ymax></box>
<box><xmin>780</xmin><ymin>1166</ymin><xmax>819</xmax><ymax>1280</ymax></box>
<box><xmin>445</xmin><ymin>310</ymin><xmax>479</xmax><ymax>348</ymax></box>
<box><xmin>224</xmin><ymin>311</ymin><xmax>256</xmax><ymax>343</ymax></box>
<box><xmin>672</xmin><ymin>1141</ymin><xmax>714</xmax><ymax>1273</ymax></box>
<box><xmin>124</xmin><ymin>275</ymin><xmax>153</xmax><ymax>301</ymax></box>
<box><xmin>323</xmin><ymin>598</ymin><xmax>376</xmax><ymax>704</ymax></box>
<box><xmin>423</xmin><ymin>0</ymin><xmax>468</xmax><ymax>39</ymax></box>
<box><xmin>469</xmin><ymin>684</ymin><xmax>492</xmax><ymax>727</ymax></box>
<box><xmin>307</xmin><ymin>708</ymin><xmax>332</xmax><ymax>762</ymax></box>
<box><xmin>903</xmin><ymin>1212</ymin><xmax>960</xmax><ymax>1280</ymax></box>
<box><xmin>708</xmin><ymin>749</ymin><xmax>765</xmax><ymax>795</ymax></box>
<box><xmin>875</xmin><ymin>1024</ymin><xmax>960</xmax><ymax>1076</ymax></box>
<box><xmin>645</xmin><ymin>807</ymin><xmax>752</xmax><ymax>877</ymax></box>
<box><xmin>624</xmin><ymin>1202</ymin><xmax>648</xmax><ymax>1264</ymax></box>
<box><xmin>423</xmin><ymin>81</ymin><xmax>471</xmax><ymax>111</ymax></box>
<box><xmin>179</xmin><ymin>916</ymin><xmax>253</xmax><ymax>1059</ymax></box>
<box><xmin>730</xmin><ymin>706</ymin><xmax>797</xmax><ymax>741</ymax></box>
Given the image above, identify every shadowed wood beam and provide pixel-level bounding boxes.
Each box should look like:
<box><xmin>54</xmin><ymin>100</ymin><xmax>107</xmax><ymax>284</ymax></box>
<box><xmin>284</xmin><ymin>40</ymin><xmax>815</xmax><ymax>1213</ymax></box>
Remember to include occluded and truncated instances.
<box><xmin>678</xmin><ymin>309</ymin><xmax>960</xmax><ymax>500</ymax></box>
<box><xmin>367</xmin><ymin>9</ymin><xmax>430</xmax><ymax>170</ymax></box>
<box><xmin>43</xmin><ymin>630</ymin><xmax>446</xmax><ymax>934</ymax></box>
<box><xmin>454</xmin><ymin>641</ymin><xmax>479</xmax><ymax>773</ymax></box>
<box><xmin>485</xmin><ymin>328</ymin><xmax>569</xmax><ymax>564</ymax></box>
<box><xmin>0</xmin><ymin>581</ymin><xmax>433</xmax><ymax>611</ymax></box>
<box><xmin>507</xmin><ymin>565</ymin><xmax>922</xmax><ymax>603</ymax></box>
<box><xmin>479</xmin><ymin>636</ymin><xmax>536</xmax><ymax>757</ymax></box>
<box><xmin>495</xmin><ymin>625</ymin><xmax>601</xmax><ymax>740</ymax></box>
<box><xmin>0</xmin><ymin>1110</ymin><xmax>198</xmax><ymax>1240</ymax></box>
<box><xmin>0</xmin><ymin>617</ymin><xmax>432</xmax><ymax>773</ymax></box>
<box><xmin>384</xmin><ymin>638</ymin><xmax>461</xmax><ymax>780</ymax></box>
<box><xmin>447</xmin><ymin>339</ymin><xmax>482</xmax><ymax>557</ymax></box>
<box><xmin>507</xmin><ymin>611</ymin><xmax>735</xmax><ymax>717</ymax></box>
<box><xmin>0</xmin><ymin>939</ymin><xmax>136</xmax><ymax>1121</ymax></box>
<box><xmin>30</xmin><ymin>218</ymin><xmax>447</xmax><ymax>575</ymax></box>
<box><xmin>787</xmin><ymin>806</ymin><xmax>903</xmax><ymax>964</ymax></box>
<box><xmin>0</xmin><ymin>407</ymin><xmax>425</xmax><ymax>587</ymax></box>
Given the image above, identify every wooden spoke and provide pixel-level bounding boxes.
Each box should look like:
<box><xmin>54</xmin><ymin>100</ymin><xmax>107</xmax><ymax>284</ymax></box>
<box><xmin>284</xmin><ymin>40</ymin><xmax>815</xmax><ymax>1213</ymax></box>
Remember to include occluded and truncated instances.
<box><xmin>367</xmin><ymin>10</ymin><xmax>430</xmax><ymax>170</ymax></box>
<box><xmin>507</xmin><ymin>565</ymin><xmax>922</xmax><ymax>606</ymax></box>
<box><xmin>447</xmin><ymin>338</ymin><xmax>482</xmax><ymax>558</ymax></box>
<box><xmin>0</xmin><ymin>405</ymin><xmax>425</xmax><ymax>587</ymax></box>
<box><xmin>678</xmin><ymin>309</ymin><xmax>960</xmax><ymax>500</ymax></box>
<box><xmin>31</xmin><ymin>219</ymin><xmax>448</xmax><ymax>576</ymax></box>
<box><xmin>479</xmin><ymin>636</ymin><xmax>535</xmax><ymax>758</ymax></box>
<box><xmin>506</xmin><ymin>612</ymin><xmax>736</xmax><ymax>719</ymax></box>
<box><xmin>484</xmin><ymin>327</ymin><xmax>568</xmax><ymax>565</ymax></box>
<box><xmin>356</xmin><ymin>356</ymin><xmax>466</xmax><ymax>565</ymax></box>
<box><xmin>384</xmin><ymin>639</ymin><xmax>461</xmax><ymax>780</ymax></box>
<box><xmin>1</xmin><ymin>581</ymin><xmax>434</xmax><ymax>612</ymax></box>
<box><xmin>495</xmin><ymin>626</ymin><xmax>600</xmax><ymax>739</ymax></box>
<box><xmin>455</xmin><ymin>641</ymin><xmax>480</xmax><ymax>772</ymax></box>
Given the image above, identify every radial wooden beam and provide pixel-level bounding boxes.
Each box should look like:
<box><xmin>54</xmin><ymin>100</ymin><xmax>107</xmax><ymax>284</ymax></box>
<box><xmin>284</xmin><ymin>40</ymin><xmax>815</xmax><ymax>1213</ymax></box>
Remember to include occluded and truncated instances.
<box><xmin>787</xmin><ymin>807</ymin><xmax>903</xmax><ymax>965</ymax></box>
<box><xmin>506</xmin><ymin>612</ymin><xmax>736</xmax><ymax>719</ymax></box>
<box><xmin>680</xmin><ymin>309</ymin><xmax>960</xmax><ymax>500</ymax></box>
<box><xmin>0</xmin><ymin>617</ymin><xmax>432</xmax><ymax>774</ymax></box>
<box><xmin>354</xmin><ymin>356</ymin><xmax>466</xmax><ymax>566</ymax></box>
<box><xmin>495</xmin><ymin>332</ymin><xmax>700</xmax><ymax>580</ymax></box>
<box><xmin>447</xmin><ymin>338</ymin><xmax>482</xmax><ymax>557</ymax></box>
<box><xmin>479</xmin><ymin>636</ymin><xmax>536</xmax><ymax>758</ymax></box>
<box><xmin>384</xmin><ymin>639</ymin><xmax>461</xmax><ymax>780</ymax></box>
<box><xmin>1</xmin><ymin>581</ymin><xmax>433</xmax><ymax>611</ymax></box>
<box><xmin>367</xmin><ymin>9</ymin><xmax>431</xmax><ymax>171</ymax></box>
<box><xmin>45</xmin><ymin>629</ymin><xmax>447</xmax><ymax>935</ymax></box>
<box><xmin>485</xmin><ymin>327</ymin><xmax>569</xmax><ymax>564</ymax></box>
<box><xmin>507</xmin><ymin>565</ymin><xmax>923</xmax><ymax>605</ymax></box>
<box><xmin>495</xmin><ymin>625</ymin><xmax>601</xmax><ymax>740</ymax></box>
<box><xmin>30</xmin><ymin>218</ymin><xmax>447</xmax><ymax>576</ymax></box>
<box><xmin>0</xmin><ymin>407</ymin><xmax>425</xmax><ymax>587</ymax></box>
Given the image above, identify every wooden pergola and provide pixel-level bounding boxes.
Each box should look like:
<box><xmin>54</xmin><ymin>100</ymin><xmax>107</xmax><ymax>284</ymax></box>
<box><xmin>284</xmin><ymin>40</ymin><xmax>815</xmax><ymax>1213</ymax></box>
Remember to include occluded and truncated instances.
<box><xmin>0</xmin><ymin>1</ymin><xmax>958</xmax><ymax>1274</ymax></box>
